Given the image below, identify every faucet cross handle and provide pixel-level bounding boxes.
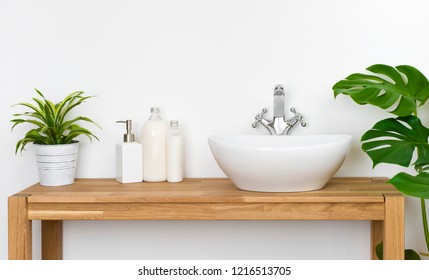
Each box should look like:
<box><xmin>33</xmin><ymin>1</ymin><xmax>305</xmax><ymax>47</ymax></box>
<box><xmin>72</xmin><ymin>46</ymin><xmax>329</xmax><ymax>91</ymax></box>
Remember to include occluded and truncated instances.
<box><xmin>252</xmin><ymin>108</ymin><xmax>268</xmax><ymax>128</ymax></box>
<box><xmin>289</xmin><ymin>107</ymin><xmax>306</xmax><ymax>127</ymax></box>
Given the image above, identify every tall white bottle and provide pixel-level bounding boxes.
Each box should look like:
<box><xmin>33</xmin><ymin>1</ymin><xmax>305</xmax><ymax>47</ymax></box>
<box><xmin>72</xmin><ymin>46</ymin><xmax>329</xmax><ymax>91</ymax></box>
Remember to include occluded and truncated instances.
<box><xmin>167</xmin><ymin>120</ymin><xmax>184</xmax><ymax>183</ymax></box>
<box><xmin>116</xmin><ymin>120</ymin><xmax>143</xmax><ymax>183</ymax></box>
<box><xmin>141</xmin><ymin>107</ymin><xmax>167</xmax><ymax>182</ymax></box>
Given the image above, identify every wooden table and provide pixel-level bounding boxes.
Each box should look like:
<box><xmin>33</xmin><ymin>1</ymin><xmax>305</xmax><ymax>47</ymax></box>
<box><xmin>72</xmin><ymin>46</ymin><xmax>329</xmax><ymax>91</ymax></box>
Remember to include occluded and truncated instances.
<box><xmin>8</xmin><ymin>178</ymin><xmax>404</xmax><ymax>260</ymax></box>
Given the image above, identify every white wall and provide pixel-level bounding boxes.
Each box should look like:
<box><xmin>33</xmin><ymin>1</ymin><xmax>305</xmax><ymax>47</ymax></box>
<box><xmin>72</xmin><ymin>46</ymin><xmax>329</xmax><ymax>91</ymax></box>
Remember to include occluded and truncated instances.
<box><xmin>1</xmin><ymin>0</ymin><xmax>428</xmax><ymax>259</ymax></box>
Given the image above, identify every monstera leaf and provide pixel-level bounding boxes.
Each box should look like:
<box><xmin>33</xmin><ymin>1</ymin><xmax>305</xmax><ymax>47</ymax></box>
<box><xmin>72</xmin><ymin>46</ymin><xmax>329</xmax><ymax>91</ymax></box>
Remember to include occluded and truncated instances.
<box><xmin>333</xmin><ymin>64</ymin><xmax>429</xmax><ymax>116</ymax></box>
<box><xmin>390</xmin><ymin>173</ymin><xmax>429</xmax><ymax>199</ymax></box>
<box><xmin>361</xmin><ymin>116</ymin><xmax>429</xmax><ymax>169</ymax></box>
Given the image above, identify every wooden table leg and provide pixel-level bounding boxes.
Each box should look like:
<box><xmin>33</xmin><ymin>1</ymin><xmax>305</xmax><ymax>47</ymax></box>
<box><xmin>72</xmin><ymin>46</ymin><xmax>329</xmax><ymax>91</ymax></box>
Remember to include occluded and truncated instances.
<box><xmin>42</xmin><ymin>220</ymin><xmax>63</xmax><ymax>260</ymax></box>
<box><xmin>383</xmin><ymin>193</ymin><xmax>404</xmax><ymax>260</ymax></box>
<box><xmin>8</xmin><ymin>195</ymin><xmax>32</xmax><ymax>260</ymax></box>
<box><xmin>370</xmin><ymin>220</ymin><xmax>383</xmax><ymax>260</ymax></box>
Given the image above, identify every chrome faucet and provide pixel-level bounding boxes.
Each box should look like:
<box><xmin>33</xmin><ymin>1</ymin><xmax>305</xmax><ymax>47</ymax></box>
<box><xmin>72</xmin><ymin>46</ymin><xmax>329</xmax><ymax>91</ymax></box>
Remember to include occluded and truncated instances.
<box><xmin>252</xmin><ymin>84</ymin><xmax>306</xmax><ymax>135</ymax></box>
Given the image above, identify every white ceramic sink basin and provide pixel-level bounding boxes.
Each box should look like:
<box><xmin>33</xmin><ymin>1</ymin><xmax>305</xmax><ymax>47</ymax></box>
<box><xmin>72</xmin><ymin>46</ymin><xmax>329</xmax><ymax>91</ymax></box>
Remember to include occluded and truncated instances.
<box><xmin>208</xmin><ymin>134</ymin><xmax>352</xmax><ymax>192</ymax></box>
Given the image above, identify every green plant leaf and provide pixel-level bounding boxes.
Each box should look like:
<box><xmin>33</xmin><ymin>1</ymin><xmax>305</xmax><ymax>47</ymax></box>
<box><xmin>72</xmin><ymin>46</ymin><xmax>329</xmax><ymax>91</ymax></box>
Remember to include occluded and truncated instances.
<box><xmin>406</xmin><ymin>249</ymin><xmax>423</xmax><ymax>260</ymax></box>
<box><xmin>361</xmin><ymin>116</ymin><xmax>429</xmax><ymax>168</ymax></box>
<box><xmin>63</xmin><ymin>124</ymin><xmax>99</xmax><ymax>144</ymax></box>
<box><xmin>376</xmin><ymin>242</ymin><xmax>383</xmax><ymax>260</ymax></box>
<box><xmin>32</xmin><ymin>97</ymin><xmax>45</xmax><ymax>112</ymax></box>
<box><xmin>56</xmin><ymin>91</ymin><xmax>84</xmax><ymax>123</ymax></box>
<box><xmin>15</xmin><ymin>128</ymin><xmax>51</xmax><ymax>153</ymax></box>
<box><xmin>12</xmin><ymin>112</ymin><xmax>46</xmax><ymax>123</ymax></box>
<box><xmin>10</xmin><ymin>118</ymin><xmax>46</xmax><ymax>131</ymax></box>
<box><xmin>12</xmin><ymin>102</ymin><xmax>46</xmax><ymax>122</ymax></box>
<box><xmin>389</xmin><ymin>172</ymin><xmax>429</xmax><ymax>199</ymax></box>
<box><xmin>11</xmin><ymin>89</ymin><xmax>100</xmax><ymax>153</ymax></box>
<box><xmin>58</xmin><ymin>116</ymin><xmax>101</xmax><ymax>136</ymax></box>
<box><xmin>57</xmin><ymin>95</ymin><xmax>93</xmax><ymax>124</ymax></box>
<box><xmin>42</xmin><ymin>98</ymin><xmax>55</xmax><ymax>127</ymax></box>
<box><xmin>34</xmin><ymin>88</ymin><xmax>45</xmax><ymax>99</ymax></box>
<box><xmin>333</xmin><ymin>64</ymin><xmax>429</xmax><ymax>116</ymax></box>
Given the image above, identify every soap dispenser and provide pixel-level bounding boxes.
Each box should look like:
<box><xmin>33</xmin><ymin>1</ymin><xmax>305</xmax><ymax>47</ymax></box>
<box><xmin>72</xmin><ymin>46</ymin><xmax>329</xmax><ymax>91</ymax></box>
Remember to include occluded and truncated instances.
<box><xmin>116</xmin><ymin>120</ymin><xmax>143</xmax><ymax>183</ymax></box>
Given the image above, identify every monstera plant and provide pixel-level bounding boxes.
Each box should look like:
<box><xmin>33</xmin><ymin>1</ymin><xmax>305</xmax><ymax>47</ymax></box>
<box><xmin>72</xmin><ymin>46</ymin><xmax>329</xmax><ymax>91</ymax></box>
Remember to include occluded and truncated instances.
<box><xmin>333</xmin><ymin>64</ymin><xmax>429</xmax><ymax>259</ymax></box>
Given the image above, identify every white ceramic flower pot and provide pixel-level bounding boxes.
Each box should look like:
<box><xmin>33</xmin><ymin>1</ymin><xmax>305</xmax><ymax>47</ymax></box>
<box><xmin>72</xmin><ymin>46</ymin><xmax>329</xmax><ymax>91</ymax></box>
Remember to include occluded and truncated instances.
<box><xmin>34</xmin><ymin>142</ymin><xmax>79</xmax><ymax>186</ymax></box>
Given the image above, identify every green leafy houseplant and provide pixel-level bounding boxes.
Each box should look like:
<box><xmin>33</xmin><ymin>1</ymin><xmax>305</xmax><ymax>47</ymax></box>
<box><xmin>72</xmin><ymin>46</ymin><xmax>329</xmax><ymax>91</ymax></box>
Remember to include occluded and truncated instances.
<box><xmin>11</xmin><ymin>89</ymin><xmax>100</xmax><ymax>186</ymax></box>
<box><xmin>12</xmin><ymin>89</ymin><xmax>100</xmax><ymax>153</ymax></box>
<box><xmin>333</xmin><ymin>64</ymin><xmax>429</xmax><ymax>259</ymax></box>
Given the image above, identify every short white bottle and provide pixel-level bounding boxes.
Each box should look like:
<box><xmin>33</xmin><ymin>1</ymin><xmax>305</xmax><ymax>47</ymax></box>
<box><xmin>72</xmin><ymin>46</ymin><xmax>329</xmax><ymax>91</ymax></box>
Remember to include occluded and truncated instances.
<box><xmin>167</xmin><ymin>120</ymin><xmax>184</xmax><ymax>183</ymax></box>
<box><xmin>116</xmin><ymin>120</ymin><xmax>143</xmax><ymax>183</ymax></box>
<box><xmin>141</xmin><ymin>107</ymin><xmax>168</xmax><ymax>182</ymax></box>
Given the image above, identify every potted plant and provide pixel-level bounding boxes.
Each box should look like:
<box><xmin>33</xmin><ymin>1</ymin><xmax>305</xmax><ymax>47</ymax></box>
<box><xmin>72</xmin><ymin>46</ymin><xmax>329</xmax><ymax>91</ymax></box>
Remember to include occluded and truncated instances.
<box><xmin>333</xmin><ymin>64</ymin><xmax>429</xmax><ymax>259</ymax></box>
<box><xmin>11</xmin><ymin>89</ymin><xmax>100</xmax><ymax>186</ymax></box>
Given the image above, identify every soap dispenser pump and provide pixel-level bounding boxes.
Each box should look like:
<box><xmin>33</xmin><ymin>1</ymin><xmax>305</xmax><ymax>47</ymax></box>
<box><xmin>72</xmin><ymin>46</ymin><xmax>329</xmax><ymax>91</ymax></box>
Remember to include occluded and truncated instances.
<box><xmin>116</xmin><ymin>120</ymin><xmax>143</xmax><ymax>183</ymax></box>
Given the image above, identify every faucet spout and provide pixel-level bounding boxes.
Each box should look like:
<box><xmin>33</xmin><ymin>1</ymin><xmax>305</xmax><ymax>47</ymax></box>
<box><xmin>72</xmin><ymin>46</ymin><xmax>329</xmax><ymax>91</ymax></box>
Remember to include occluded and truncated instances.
<box><xmin>273</xmin><ymin>84</ymin><xmax>285</xmax><ymax>118</ymax></box>
<box><xmin>252</xmin><ymin>84</ymin><xmax>306</xmax><ymax>135</ymax></box>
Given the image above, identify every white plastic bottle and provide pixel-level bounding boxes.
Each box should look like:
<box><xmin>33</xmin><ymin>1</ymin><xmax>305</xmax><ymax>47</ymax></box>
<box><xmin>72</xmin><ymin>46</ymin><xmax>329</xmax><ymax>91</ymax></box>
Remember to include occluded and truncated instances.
<box><xmin>167</xmin><ymin>120</ymin><xmax>184</xmax><ymax>183</ymax></box>
<box><xmin>116</xmin><ymin>120</ymin><xmax>143</xmax><ymax>183</ymax></box>
<box><xmin>141</xmin><ymin>107</ymin><xmax>167</xmax><ymax>182</ymax></box>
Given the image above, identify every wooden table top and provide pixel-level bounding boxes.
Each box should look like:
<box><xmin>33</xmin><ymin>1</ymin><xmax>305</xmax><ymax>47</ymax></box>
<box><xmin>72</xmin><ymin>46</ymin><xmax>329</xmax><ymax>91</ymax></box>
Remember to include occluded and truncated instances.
<box><xmin>17</xmin><ymin>177</ymin><xmax>399</xmax><ymax>204</ymax></box>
